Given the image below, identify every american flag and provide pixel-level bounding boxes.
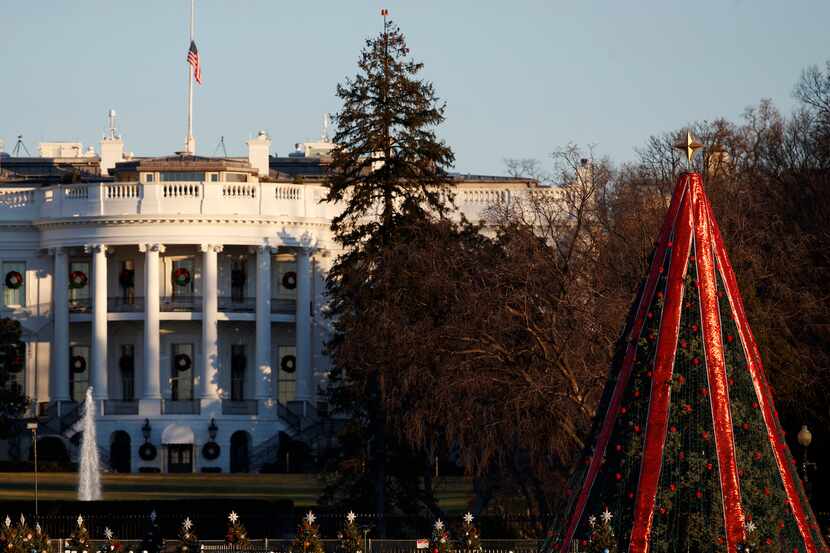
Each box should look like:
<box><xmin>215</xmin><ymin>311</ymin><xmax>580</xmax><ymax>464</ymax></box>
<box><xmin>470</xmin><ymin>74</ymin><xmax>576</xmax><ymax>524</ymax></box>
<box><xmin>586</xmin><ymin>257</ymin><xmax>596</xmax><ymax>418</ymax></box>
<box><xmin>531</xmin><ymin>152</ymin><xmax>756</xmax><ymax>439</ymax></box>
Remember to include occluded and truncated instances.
<box><xmin>187</xmin><ymin>40</ymin><xmax>202</xmax><ymax>84</ymax></box>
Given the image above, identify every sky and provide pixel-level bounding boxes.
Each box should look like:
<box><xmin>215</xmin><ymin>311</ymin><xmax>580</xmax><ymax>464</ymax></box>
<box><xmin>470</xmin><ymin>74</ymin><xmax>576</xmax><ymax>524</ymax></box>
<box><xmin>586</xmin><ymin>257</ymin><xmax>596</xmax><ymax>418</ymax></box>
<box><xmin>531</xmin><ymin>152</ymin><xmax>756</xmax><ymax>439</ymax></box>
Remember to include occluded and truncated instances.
<box><xmin>0</xmin><ymin>1</ymin><xmax>828</xmax><ymax>176</ymax></box>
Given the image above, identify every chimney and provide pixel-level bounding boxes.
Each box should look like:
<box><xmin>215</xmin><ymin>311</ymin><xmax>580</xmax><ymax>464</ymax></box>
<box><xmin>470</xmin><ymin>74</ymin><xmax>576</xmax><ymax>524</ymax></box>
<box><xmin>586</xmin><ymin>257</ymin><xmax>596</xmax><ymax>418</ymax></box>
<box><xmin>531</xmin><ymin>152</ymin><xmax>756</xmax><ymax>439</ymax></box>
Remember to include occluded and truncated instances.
<box><xmin>99</xmin><ymin>109</ymin><xmax>124</xmax><ymax>176</ymax></box>
<box><xmin>247</xmin><ymin>131</ymin><xmax>271</xmax><ymax>177</ymax></box>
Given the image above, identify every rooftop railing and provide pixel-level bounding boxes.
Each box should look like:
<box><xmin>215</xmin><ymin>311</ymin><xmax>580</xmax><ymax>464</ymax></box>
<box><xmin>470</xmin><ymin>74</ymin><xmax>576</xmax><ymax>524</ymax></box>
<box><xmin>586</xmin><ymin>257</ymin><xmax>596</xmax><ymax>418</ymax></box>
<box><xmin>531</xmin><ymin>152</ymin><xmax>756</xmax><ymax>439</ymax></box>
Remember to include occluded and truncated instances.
<box><xmin>0</xmin><ymin>180</ymin><xmax>542</xmax><ymax>222</ymax></box>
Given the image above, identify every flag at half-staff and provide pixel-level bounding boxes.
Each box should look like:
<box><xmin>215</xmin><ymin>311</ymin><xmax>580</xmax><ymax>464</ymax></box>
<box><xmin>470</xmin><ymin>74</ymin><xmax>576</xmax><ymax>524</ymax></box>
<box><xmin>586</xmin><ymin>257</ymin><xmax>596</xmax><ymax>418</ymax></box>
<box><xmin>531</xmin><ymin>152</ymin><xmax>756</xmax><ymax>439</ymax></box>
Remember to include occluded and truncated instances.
<box><xmin>187</xmin><ymin>40</ymin><xmax>202</xmax><ymax>84</ymax></box>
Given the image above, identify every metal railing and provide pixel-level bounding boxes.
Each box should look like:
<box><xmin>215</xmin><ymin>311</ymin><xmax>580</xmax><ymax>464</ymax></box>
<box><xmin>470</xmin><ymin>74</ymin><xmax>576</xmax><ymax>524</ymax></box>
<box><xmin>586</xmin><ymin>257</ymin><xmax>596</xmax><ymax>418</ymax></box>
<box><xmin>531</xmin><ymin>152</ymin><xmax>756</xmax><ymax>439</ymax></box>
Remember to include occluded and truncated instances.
<box><xmin>271</xmin><ymin>299</ymin><xmax>296</xmax><ymax>314</ymax></box>
<box><xmin>218</xmin><ymin>296</ymin><xmax>257</xmax><ymax>312</ymax></box>
<box><xmin>160</xmin><ymin>295</ymin><xmax>203</xmax><ymax>312</ymax></box>
<box><xmin>108</xmin><ymin>296</ymin><xmax>145</xmax><ymax>312</ymax></box>
<box><xmin>102</xmin><ymin>400</ymin><xmax>139</xmax><ymax>415</ymax></box>
<box><xmin>161</xmin><ymin>399</ymin><xmax>200</xmax><ymax>415</ymax></box>
<box><xmin>221</xmin><ymin>399</ymin><xmax>258</xmax><ymax>415</ymax></box>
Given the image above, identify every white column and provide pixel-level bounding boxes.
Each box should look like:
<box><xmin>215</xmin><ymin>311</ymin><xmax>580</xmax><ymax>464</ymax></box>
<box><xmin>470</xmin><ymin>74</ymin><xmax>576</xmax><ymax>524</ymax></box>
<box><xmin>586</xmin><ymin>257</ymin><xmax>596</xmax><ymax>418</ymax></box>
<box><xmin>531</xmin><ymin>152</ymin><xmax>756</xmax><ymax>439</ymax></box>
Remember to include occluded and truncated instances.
<box><xmin>51</xmin><ymin>248</ymin><xmax>70</xmax><ymax>401</ymax></box>
<box><xmin>255</xmin><ymin>244</ymin><xmax>272</xmax><ymax>401</ymax></box>
<box><xmin>90</xmin><ymin>244</ymin><xmax>108</xmax><ymax>400</ymax></box>
<box><xmin>200</xmin><ymin>244</ymin><xmax>221</xmax><ymax>400</ymax></box>
<box><xmin>295</xmin><ymin>247</ymin><xmax>313</xmax><ymax>402</ymax></box>
<box><xmin>141</xmin><ymin>243</ymin><xmax>162</xmax><ymax>402</ymax></box>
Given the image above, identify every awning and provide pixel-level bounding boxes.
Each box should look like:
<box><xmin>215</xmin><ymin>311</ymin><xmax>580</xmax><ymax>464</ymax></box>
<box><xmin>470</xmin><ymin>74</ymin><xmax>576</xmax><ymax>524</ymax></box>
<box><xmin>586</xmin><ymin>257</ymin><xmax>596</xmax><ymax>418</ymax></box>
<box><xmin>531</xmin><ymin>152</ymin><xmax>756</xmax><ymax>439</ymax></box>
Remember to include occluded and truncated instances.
<box><xmin>160</xmin><ymin>423</ymin><xmax>195</xmax><ymax>444</ymax></box>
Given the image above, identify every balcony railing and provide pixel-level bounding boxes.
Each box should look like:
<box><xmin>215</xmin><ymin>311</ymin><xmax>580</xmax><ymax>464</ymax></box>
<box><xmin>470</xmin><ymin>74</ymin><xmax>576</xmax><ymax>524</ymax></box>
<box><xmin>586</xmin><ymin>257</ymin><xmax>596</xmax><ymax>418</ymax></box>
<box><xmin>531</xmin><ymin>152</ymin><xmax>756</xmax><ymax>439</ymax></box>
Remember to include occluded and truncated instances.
<box><xmin>108</xmin><ymin>296</ymin><xmax>145</xmax><ymax>312</ymax></box>
<box><xmin>68</xmin><ymin>298</ymin><xmax>91</xmax><ymax>313</ymax></box>
<box><xmin>218</xmin><ymin>296</ymin><xmax>256</xmax><ymax>313</ymax></box>
<box><xmin>271</xmin><ymin>298</ymin><xmax>296</xmax><ymax>314</ymax></box>
<box><xmin>160</xmin><ymin>295</ymin><xmax>202</xmax><ymax>312</ymax></box>
<box><xmin>221</xmin><ymin>399</ymin><xmax>258</xmax><ymax>415</ymax></box>
<box><xmin>161</xmin><ymin>399</ymin><xmax>200</xmax><ymax>415</ymax></box>
<box><xmin>102</xmin><ymin>400</ymin><xmax>139</xmax><ymax>415</ymax></box>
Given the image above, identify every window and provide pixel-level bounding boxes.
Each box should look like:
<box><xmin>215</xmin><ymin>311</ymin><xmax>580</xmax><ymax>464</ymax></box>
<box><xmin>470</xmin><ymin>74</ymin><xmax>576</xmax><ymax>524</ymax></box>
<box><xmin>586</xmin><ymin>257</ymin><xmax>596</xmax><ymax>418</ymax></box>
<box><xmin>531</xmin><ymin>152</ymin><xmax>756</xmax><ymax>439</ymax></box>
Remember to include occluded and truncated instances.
<box><xmin>273</xmin><ymin>253</ymin><xmax>297</xmax><ymax>300</ymax></box>
<box><xmin>231</xmin><ymin>344</ymin><xmax>245</xmax><ymax>401</ymax></box>
<box><xmin>119</xmin><ymin>344</ymin><xmax>135</xmax><ymax>401</ymax></box>
<box><xmin>119</xmin><ymin>259</ymin><xmax>136</xmax><ymax>304</ymax></box>
<box><xmin>2</xmin><ymin>261</ymin><xmax>26</xmax><ymax>307</ymax></box>
<box><xmin>230</xmin><ymin>258</ymin><xmax>246</xmax><ymax>302</ymax></box>
<box><xmin>70</xmin><ymin>345</ymin><xmax>90</xmax><ymax>402</ymax></box>
<box><xmin>209</xmin><ymin>173</ymin><xmax>219</xmax><ymax>182</ymax></box>
<box><xmin>160</xmin><ymin>172</ymin><xmax>205</xmax><ymax>182</ymax></box>
<box><xmin>170</xmin><ymin>343</ymin><xmax>194</xmax><ymax>400</ymax></box>
<box><xmin>225</xmin><ymin>172</ymin><xmax>248</xmax><ymax>183</ymax></box>
<box><xmin>277</xmin><ymin>345</ymin><xmax>296</xmax><ymax>404</ymax></box>
<box><xmin>144</xmin><ymin>173</ymin><xmax>155</xmax><ymax>183</ymax></box>
<box><xmin>69</xmin><ymin>260</ymin><xmax>90</xmax><ymax>309</ymax></box>
<box><xmin>1</xmin><ymin>340</ymin><xmax>24</xmax><ymax>395</ymax></box>
<box><xmin>171</xmin><ymin>258</ymin><xmax>194</xmax><ymax>298</ymax></box>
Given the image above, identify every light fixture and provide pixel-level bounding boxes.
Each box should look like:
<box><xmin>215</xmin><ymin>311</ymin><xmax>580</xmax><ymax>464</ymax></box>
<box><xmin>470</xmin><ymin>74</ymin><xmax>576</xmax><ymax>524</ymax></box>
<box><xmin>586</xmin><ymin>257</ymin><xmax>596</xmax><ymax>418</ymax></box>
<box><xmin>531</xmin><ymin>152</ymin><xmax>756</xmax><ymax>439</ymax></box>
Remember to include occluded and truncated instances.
<box><xmin>797</xmin><ymin>425</ymin><xmax>812</xmax><ymax>448</ymax></box>
<box><xmin>141</xmin><ymin>418</ymin><xmax>152</xmax><ymax>442</ymax></box>
<box><xmin>208</xmin><ymin>418</ymin><xmax>218</xmax><ymax>441</ymax></box>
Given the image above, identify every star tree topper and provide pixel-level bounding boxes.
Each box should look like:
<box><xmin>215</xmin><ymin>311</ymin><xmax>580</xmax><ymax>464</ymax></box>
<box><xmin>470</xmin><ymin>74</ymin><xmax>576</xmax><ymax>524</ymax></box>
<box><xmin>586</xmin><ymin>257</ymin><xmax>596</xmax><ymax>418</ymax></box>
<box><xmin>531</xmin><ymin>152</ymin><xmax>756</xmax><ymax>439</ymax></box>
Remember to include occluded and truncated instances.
<box><xmin>600</xmin><ymin>508</ymin><xmax>613</xmax><ymax>525</ymax></box>
<box><xmin>674</xmin><ymin>130</ymin><xmax>704</xmax><ymax>167</ymax></box>
<box><xmin>228</xmin><ymin>511</ymin><xmax>239</xmax><ymax>524</ymax></box>
<box><xmin>346</xmin><ymin>511</ymin><xmax>357</xmax><ymax>524</ymax></box>
<box><xmin>305</xmin><ymin>511</ymin><xmax>316</xmax><ymax>524</ymax></box>
<box><xmin>19</xmin><ymin>515</ymin><xmax>25</xmax><ymax>526</ymax></box>
<box><xmin>4</xmin><ymin>516</ymin><xmax>10</xmax><ymax>528</ymax></box>
<box><xmin>434</xmin><ymin>519</ymin><xmax>444</xmax><ymax>531</ymax></box>
<box><xmin>77</xmin><ymin>515</ymin><xmax>84</xmax><ymax>528</ymax></box>
<box><xmin>105</xmin><ymin>528</ymin><xmax>113</xmax><ymax>540</ymax></box>
<box><xmin>183</xmin><ymin>518</ymin><xmax>193</xmax><ymax>531</ymax></box>
<box><xmin>463</xmin><ymin>512</ymin><xmax>474</xmax><ymax>524</ymax></box>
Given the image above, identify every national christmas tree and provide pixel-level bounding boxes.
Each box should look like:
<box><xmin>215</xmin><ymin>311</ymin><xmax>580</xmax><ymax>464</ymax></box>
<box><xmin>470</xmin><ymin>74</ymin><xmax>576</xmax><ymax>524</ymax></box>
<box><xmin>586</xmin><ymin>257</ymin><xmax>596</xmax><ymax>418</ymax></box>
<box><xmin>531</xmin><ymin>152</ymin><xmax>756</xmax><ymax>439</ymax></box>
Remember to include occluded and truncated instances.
<box><xmin>547</xmin><ymin>138</ymin><xmax>829</xmax><ymax>553</ymax></box>
<box><xmin>66</xmin><ymin>515</ymin><xmax>91</xmax><ymax>552</ymax></box>
<box><xmin>139</xmin><ymin>511</ymin><xmax>163</xmax><ymax>553</ymax></box>
<box><xmin>337</xmin><ymin>511</ymin><xmax>362</xmax><ymax>553</ymax></box>
<box><xmin>225</xmin><ymin>511</ymin><xmax>250</xmax><ymax>549</ymax></box>
<box><xmin>586</xmin><ymin>510</ymin><xmax>618</xmax><ymax>553</ymax></box>
<box><xmin>292</xmin><ymin>511</ymin><xmax>324</xmax><ymax>553</ymax></box>
<box><xmin>0</xmin><ymin>514</ymin><xmax>35</xmax><ymax>553</ymax></box>
<box><xmin>429</xmin><ymin>519</ymin><xmax>452</xmax><ymax>553</ymax></box>
<box><xmin>177</xmin><ymin>517</ymin><xmax>199</xmax><ymax>553</ymax></box>
<box><xmin>459</xmin><ymin>513</ymin><xmax>481</xmax><ymax>552</ymax></box>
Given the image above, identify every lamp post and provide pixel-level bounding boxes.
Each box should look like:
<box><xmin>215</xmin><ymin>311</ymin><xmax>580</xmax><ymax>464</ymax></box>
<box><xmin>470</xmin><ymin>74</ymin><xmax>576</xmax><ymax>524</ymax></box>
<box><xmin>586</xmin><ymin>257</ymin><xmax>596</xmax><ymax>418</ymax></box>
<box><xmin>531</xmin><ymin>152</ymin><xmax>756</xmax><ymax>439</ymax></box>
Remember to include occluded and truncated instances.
<box><xmin>26</xmin><ymin>421</ymin><xmax>38</xmax><ymax>522</ymax></box>
<box><xmin>797</xmin><ymin>424</ymin><xmax>816</xmax><ymax>500</ymax></box>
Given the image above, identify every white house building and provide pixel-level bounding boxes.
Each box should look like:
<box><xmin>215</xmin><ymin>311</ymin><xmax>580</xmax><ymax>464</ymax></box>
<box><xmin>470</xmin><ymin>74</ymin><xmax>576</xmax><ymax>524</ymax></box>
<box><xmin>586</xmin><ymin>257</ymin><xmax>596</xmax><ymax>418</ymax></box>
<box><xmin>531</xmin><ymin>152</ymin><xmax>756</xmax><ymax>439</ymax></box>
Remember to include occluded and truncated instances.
<box><xmin>0</xmin><ymin>127</ymin><xmax>538</xmax><ymax>473</ymax></box>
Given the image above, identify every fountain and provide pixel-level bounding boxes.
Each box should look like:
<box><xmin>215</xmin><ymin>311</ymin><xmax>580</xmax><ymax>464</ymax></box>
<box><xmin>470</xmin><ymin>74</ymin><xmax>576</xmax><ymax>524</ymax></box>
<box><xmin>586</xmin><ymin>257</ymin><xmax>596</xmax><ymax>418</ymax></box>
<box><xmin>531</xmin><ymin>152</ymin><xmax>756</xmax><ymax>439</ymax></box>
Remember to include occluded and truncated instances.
<box><xmin>78</xmin><ymin>386</ymin><xmax>102</xmax><ymax>501</ymax></box>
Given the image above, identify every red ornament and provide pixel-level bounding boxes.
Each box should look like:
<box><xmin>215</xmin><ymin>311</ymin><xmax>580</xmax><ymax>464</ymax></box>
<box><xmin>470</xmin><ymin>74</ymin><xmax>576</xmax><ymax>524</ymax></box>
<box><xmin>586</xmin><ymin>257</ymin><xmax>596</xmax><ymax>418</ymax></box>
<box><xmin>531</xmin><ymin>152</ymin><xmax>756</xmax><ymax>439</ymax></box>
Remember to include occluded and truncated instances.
<box><xmin>679</xmin><ymin>451</ymin><xmax>685</xmax><ymax>461</ymax></box>
<box><xmin>691</xmin><ymin>324</ymin><xmax>699</xmax><ymax>333</ymax></box>
<box><xmin>615</xmin><ymin>444</ymin><xmax>622</xmax><ymax>452</ymax></box>
<box><xmin>678</xmin><ymin>374</ymin><xmax>686</xmax><ymax>385</ymax></box>
<box><xmin>726</xmin><ymin>335</ymin><xmax>734</xmax><ymax>343</ymax></box>
<box><xmin>702</xmin><ymin>431</ymin><xmax>710</xmax><ymax>441</ymax></box>
<box><xmin>706</xmin><ymin>462</ymin><xmax>713</xmax><ymax>471</ymax></box>
<box><xmin>621</xmin><ymin>407</ymin><xmax>627</xmax><ymax>414</ymax></box>
<box><xmin>683</xmin><ymin>403</ymin><xmax>693</xmax><ymax>414</ymax></box>
<box><xmin>657</xmin><ymin>291</ymin><xmax>664</xmax><ymax>299</ymax></box>
<box><xmin>680</xmin><ymin>339</ymin><xmax>688</xmax><ymax>349</ymax></box>
<box><xmin>754</xmin><ymin>451</ymin><xmax>762</xmax><ymax>461</ymax></box>
<box><xmin>647</xmin><ymin>311</ymin><xmax>654</xmax><ymax>319</ymax></box>
<box><xmin>752</xmin><ymin>402</ymin><xmax>759</xmax><ymax>409</ymax></box>
<box><xmin>615</xmin><ymin>472</ymin><xmax>622</xmax><ymax>481</ymax></box>
<box><xmin>628</xmin><ymin>491</ymin><xmax>634</xmax><ymax>499</ymax></box>
<box><xmin>670</xmin><ymin>425</ymin><xmax>677</xmax><ymax>433</ymax></box>
<box><xmin>659</xmin><ymin>507</ymin><xmax>666</xmax><ymax>515</ymax></box>
<box><xmin>742</xmin><ymin>422</ymin><xmax>750</xmax><ymax>431</ymax></box>
<box><xmin>692</xmin><ymin>357</ymin><xmax>701</xmax><ymax>366</ymax></box>
<box><xmin>634</xmin><ymin>425</ymin><xmax>641</xmax><ymax>434</ymax></box>
<box><xmin>667</xmin><ymin>241</ymin><xmax>673</xmax><ymax>248</ymax></box>
<box><xmin>763</xmin><ymin>487</ymin><xmax>771</xmax><ymax>496</ymax></box>
<box><xmin>670</xmin><ymin>483</ymin><xmax>677</xmax><ymax>492</ymax></box>
<box><xmin>728</xmin><ymin>377</ymin><xmax>735</xmax><ymax>386</ymax></box>
<box><xmin>696</xmin><ymin>489</ymin><xmax>703</xmax><ymax>499</ymax></box>
<box><xmin>634</xmin><ymin>389</ymin><xmax>641</xmax><ymax>398</ymax></box>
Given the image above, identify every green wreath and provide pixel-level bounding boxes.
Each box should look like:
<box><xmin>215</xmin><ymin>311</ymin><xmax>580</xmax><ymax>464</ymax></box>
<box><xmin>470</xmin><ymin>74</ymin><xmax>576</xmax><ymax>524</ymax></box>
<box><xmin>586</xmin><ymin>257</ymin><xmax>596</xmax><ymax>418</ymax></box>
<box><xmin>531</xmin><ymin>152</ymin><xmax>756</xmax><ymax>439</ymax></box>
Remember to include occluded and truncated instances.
<box><xmin>69</xmin><ymin>270</ymin><xmax>88</xmax><ymax>289</ymax></box>
<box><xmin>4</xmin><ymin>270</ymin><xmax>23</xmax><ymax>290</ymax></box>
<box><xmin>173</xmin><ymin>267</ymin><xmax>191</xmax><ymax>287</ymax></box>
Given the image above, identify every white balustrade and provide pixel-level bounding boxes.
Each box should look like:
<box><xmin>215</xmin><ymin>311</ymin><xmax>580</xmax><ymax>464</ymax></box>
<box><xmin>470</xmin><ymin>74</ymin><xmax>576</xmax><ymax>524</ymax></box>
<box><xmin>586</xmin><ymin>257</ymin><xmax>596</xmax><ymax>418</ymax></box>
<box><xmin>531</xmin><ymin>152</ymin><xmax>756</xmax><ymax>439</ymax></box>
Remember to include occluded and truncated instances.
<box><xmin>64</xmin><ymin>185</ymin><xmax>89</xmax><ymax>200</ymax></box>
<box><xmin>104</xmin><ymin>183</ymin><xmax>139</xmax><ymax>199</ymax></box>
<box><xmin>162</xmin><ymin>183</ymin><xmax>201</xmax><ymax>198</ymax></box>
<box><xmin>222</xmin><ymin>183</ymin><xmax>257</xmax><ymax>199</ymax></box>
<box><xmin>275</xmin><ymin>185</ymin><xmax>302</xmax><ymax>200</ymax></box>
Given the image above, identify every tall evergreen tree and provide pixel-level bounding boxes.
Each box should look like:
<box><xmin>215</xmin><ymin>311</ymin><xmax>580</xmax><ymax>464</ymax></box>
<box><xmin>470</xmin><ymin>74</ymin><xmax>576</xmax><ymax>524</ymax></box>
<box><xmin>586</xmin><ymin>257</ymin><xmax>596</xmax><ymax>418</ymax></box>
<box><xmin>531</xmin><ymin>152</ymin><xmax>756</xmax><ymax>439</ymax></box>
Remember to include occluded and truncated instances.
<box><xmin>323</xmin><ymin>15</ymin><xmax>455</xmax><ymax>532</ymax></box>
<box><xmin>0</xmin><ymin>319</ymin><xmax>28</xmax><ymax>441</ymax></box>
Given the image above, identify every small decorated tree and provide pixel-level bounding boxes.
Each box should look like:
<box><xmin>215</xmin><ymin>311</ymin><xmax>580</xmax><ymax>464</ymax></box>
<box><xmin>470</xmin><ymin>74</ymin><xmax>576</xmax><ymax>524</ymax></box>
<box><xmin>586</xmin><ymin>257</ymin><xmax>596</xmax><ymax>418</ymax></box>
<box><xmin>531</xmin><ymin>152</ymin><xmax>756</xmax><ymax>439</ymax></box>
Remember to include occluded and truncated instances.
<box><xmin>177</xmin><ymin>518</ymin><xmax>199</xmax><ymax>553</ymax></box>
<box><xmin>459</xmin><ymin>513</ymin><xmax>481</xmax><ymax>552</ymax></box>
<box><xmin>292</xmin><ymin>511</ymin><xmax>324</xmax><ymax>553</ymax></box>
<box><xmin>429</xmin><ymin>519</ymin><xmax>451</xmax><ymax>553</ymax></box>
<box><xmin>31</xmin><ymin>523</ymin><xmax>51</xmax><ymax>553</ymax></box>
<box><xmin>101</xmin><ymin>527</ymin><xmax>124</xmax><ymax>553</ymax></box>
<box><xmin>14</xmin><ymin>514</ymin><xmax>34</xmax><ymax>553</ymax></box>
<box><xmin>66</xmin><ymin>515</ymin><xmax>91</xmax><ymax>553</ymax></box>
<box><xmin>138</xmin><ymin>511</ymin><xmax>163</xmax><ymax>553</ymax></box>
<box><xmin>1</xmin><ymin>515</ymin><xmax>19</xmax><ymax>553</ymax></box>
<box><xmin>337</xmin><ymin>512</ymin><xmax>361</xmax><ymax>553</ymax></box>
<box><xmin>225</xmin><ymin>511</ymin><xmax>249</xmax><ymax>549</ymax></box>
<box><xmin>587</xmin><ymin>509</ymin><xmax>617</xmax><ymax>553</ymax></box>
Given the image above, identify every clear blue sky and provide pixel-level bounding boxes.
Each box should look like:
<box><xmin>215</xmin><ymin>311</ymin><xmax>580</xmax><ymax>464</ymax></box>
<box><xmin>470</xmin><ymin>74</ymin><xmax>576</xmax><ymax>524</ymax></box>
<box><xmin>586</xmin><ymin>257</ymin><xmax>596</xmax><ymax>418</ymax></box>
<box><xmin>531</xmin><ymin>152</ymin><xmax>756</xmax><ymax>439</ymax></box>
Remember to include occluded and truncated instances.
<box><xmin>1</xmin><ymin>1</ymin><xmax>827</xmax><ymax>175</ymax></box>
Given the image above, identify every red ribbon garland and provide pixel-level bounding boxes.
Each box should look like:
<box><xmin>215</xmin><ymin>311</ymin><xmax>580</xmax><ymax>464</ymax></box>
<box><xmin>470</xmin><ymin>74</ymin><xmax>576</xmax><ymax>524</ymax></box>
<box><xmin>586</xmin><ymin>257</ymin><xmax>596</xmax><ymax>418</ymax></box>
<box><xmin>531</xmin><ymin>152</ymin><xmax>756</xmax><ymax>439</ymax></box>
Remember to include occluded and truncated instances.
<box><xmin>692</xmin><ymin>175</ymin><xmax>746</xmax><ymax>552</ymax></box>
<box><xmin>706</xmin><ymin>196</ymin><xmax>823</xmax><ymax>553</ymax></box>
<box><xmin>557</xmin><ymin>177</ymin><xmax>689</xmax><ymax>553</ymax></box>
<box><xmin>628</xmin><ymin>173</ymin><xmax>695</xmax><ymax>553</ymax></box>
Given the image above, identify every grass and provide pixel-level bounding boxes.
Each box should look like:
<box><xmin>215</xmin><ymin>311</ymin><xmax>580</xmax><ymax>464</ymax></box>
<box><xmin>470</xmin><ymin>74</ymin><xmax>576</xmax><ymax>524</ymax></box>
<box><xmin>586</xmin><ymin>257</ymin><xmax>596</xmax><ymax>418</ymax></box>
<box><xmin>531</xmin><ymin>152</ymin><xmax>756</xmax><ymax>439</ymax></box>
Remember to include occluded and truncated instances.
<box><xmin>0</xmin><ymin>472</ymin><xmax>473</xmax><ymax>511</ymax></box>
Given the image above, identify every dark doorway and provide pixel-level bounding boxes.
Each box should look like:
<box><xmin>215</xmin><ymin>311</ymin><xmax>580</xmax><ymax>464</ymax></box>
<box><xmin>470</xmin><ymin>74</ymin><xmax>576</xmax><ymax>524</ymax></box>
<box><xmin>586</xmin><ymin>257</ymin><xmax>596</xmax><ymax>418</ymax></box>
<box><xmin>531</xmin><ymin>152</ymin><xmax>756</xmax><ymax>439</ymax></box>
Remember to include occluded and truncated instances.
<box><xmin>30</xmin><ymin>436</ymin><xmax>70</xmax><ymax>467</ymax></box>
<box><xmin>230</xmin><ymin>431</ymin><xmax>250</xmax><ymax>473</ymax></box>
<box><xmin>110</xmin><ymin>431</ymin><xmax>131</xmax><ymax>473</ymax></box>
<box><xmin>167</xmin><ymin>444</ymin><xmax>193</xmax><ymax>473</ymax></box>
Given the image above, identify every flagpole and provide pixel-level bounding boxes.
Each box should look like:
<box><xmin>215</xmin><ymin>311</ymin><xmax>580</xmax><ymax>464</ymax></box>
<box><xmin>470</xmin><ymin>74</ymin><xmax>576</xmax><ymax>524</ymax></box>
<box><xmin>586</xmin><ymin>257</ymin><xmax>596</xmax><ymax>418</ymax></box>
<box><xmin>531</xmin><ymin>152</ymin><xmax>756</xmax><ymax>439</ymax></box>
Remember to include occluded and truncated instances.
<box><xmin>185</xmin><ymin>0</ymin><xmax>195</xmax><ymax>155</ymax></box>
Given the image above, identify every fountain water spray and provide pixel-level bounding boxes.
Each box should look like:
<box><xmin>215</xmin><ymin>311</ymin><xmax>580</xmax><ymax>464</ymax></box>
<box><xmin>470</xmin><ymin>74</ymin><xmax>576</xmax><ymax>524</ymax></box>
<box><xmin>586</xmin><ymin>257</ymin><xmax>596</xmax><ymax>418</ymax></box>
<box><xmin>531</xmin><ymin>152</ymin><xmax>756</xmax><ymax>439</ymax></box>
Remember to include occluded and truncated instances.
<box><xmin>78</xmin><ymin>386</ymin><xmax>102</xmax><ymax>501</ymax></box>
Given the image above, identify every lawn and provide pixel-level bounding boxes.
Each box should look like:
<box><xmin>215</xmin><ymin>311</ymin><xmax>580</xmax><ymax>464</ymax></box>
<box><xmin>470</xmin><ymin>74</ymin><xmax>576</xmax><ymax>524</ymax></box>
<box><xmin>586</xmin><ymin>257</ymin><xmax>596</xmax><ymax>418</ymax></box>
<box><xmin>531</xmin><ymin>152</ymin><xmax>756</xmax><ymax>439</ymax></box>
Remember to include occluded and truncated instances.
<box><xmin>0</xmin><ymin>473</ymin><xmax>473</xmax><ymax>511</ymax></box>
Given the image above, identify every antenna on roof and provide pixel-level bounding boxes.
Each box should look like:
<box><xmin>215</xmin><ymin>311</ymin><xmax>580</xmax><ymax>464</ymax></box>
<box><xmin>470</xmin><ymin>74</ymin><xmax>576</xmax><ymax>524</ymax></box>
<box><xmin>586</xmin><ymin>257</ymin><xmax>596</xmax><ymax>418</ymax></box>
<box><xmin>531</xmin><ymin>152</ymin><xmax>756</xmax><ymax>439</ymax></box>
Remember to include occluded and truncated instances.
<box><xmin>106</xmin><ymin>109</ymin><xmax>120</xmax><ymax>140</ymax></box>
<box><xmin>213</xmin><ymin>136</ymin><xmax>228</xmax><ymax>157</ymax></box>
<box><xmin>12</xmin><ymin>135</ymin><xmax>31</xmax><ymax>157</ymax></box>
<box><xmin>321</xmin><ymin>113</ymin><xmax>332</xmax><ymax>143</ymax></box>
